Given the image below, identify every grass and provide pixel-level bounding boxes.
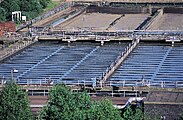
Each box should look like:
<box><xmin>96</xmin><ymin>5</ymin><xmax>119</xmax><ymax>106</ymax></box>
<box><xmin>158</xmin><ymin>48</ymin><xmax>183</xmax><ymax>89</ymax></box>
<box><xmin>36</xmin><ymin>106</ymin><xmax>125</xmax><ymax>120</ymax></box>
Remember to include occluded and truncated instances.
<box><xmin>43</xmin><ymin>1</ymin><xmax>63</xmax><ymax>12</ymax></box>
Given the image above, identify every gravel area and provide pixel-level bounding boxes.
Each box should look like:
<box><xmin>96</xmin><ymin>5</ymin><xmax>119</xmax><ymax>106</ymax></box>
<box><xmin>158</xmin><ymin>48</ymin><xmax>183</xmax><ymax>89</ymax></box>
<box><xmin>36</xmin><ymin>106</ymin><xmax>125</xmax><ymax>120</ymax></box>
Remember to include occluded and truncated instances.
<box><xmin>149</xmin><ymin>13</ymin><xmax>183</xmax><ymax>30</ymax></box>
<box><xmin>55</xmin><ymin>13</ymin><xmax>121</xmax><ymax>30</ymax></box>
<box><xmin>111</xmin><ymin>14</ymin><xmax>149</xmax><ymax>30</ymax></box>
<box><xmin>55</xmin><ymin>13</ymin><xmax>150</xmax><ymax>31</ymax></box>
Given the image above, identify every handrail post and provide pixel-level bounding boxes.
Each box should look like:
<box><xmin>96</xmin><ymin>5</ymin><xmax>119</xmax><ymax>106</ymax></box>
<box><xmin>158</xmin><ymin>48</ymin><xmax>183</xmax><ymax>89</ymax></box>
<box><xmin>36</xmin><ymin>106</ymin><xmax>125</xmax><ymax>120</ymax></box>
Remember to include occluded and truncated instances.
<box><xmin>161</xmin><ymin>81</ymin><xmax>164</xmax><ymax>88</ymax></box>
<box><xmin>112</xmin><ymin>89</ymin><xmax>113</xmax><ymax>97</ymax></box>
<box><xmin>40</xmin><ymin>79</ymin><xmax>41</xmax><ymax>86</ymax></box>
<box><xmin>175</xmin><ymin>81</ymin><xmax>177</xmax><ymax>88</ymax></box>
<box><xmin>123</xmin><ymin>80</ymin><xmax>125</xmax><ymax>88</ymax></box>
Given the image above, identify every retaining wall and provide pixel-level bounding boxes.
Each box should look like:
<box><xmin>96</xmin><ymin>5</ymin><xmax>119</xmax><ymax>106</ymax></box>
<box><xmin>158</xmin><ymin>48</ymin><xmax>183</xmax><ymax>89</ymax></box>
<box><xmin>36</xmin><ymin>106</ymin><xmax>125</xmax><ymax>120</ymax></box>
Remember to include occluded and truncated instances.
<box><xmin>86</xmin><ymin>6</ymin><xmax>150</xmax><ymax>14</ymax></box>
<box><xmin>164</xmin><ymin>7</ymin><xmax>183</xmax><ymax>13</ymax></box>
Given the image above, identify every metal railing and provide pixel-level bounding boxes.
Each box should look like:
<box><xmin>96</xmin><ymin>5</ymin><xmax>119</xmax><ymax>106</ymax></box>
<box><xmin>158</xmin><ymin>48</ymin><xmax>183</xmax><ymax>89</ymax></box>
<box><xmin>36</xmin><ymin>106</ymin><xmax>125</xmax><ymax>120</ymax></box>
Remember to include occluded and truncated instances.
<box><xmin>100</xmin><ymin>37</ymin><xmax>140</xmax><ymax>84</ymax></box>
<box><xmin>0</xmin><ymin>40</ymin><xmax>36</xmax><ymax>61</ymax></box>
<box><xmin>106</xmin><ymin>80</ymin><xmax>183</xmax><ymax>88</ymax></box>
<box><xmin>2</xmin><ymin>79</ymin><xmax>183</xmax><ymax>89</ymax></box>
<box><xmin>1</xmin><ymin>78</ymin><xmax>183</xmax><ymax>89</ymax></box>
<box><xmin>13</xmin><ymin>79</ymin><xmax>93</xmax><ymax>86</ymax></box>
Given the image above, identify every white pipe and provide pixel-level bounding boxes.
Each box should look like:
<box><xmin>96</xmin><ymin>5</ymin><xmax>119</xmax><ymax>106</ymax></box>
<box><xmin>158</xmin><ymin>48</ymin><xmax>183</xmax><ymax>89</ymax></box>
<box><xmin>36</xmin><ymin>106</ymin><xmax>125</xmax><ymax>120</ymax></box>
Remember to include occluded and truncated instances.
<box><xmin>113</xmin><ymin>97</ymin><xmax>144</xmax><ymax>109</ymax></box>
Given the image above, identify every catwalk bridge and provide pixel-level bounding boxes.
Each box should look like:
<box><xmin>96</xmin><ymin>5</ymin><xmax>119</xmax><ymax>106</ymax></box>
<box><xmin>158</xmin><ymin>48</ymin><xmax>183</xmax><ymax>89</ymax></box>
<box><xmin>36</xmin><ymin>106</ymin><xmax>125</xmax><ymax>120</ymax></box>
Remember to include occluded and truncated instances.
<box><xmin>38</xmin><ymin>30</ymin><xmax>183</xmax><ymax>43</ymax></box>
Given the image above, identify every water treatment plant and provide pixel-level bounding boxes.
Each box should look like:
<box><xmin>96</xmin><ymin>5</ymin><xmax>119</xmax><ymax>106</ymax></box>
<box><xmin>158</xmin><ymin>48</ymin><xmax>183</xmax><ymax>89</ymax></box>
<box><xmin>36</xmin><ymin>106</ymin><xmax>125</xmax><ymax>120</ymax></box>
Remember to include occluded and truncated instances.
<box><xmin>1</xmin><ymin>0</ymin><xmax>183</xmax><ymax>119</ymax></box>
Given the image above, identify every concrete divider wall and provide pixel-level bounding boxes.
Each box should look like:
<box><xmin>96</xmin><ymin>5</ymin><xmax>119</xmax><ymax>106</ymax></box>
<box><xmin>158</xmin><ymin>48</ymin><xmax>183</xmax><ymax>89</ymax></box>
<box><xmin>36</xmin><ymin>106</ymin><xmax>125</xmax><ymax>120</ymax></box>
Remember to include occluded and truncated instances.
<box><xmin>164</xmin><ymin>7</ymin><xmax>183</xmax><ymax>13</ymax></box>
<box><xmin>138</xmin><ymin>8</ymin><xmax>163</xmax><ymax>30</ymax></box>
<box><xmin>146</xmin><ymin>9</ymin><xmax>163</xmax><ymax>30</ymax></box>
<box><xmin>86</xmin><ymin>6</ymin><xmax>150</xmax><ymax>14</ymax></box>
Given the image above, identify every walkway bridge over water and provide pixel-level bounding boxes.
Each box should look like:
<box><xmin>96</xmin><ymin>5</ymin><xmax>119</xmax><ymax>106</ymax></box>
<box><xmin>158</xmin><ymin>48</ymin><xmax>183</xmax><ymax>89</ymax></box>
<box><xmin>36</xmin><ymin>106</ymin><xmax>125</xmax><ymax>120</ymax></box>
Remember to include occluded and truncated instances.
<box><xmin>38</xmin><ymin>30</ymin><xmax>183</xmax><ymax>43</ymax></box>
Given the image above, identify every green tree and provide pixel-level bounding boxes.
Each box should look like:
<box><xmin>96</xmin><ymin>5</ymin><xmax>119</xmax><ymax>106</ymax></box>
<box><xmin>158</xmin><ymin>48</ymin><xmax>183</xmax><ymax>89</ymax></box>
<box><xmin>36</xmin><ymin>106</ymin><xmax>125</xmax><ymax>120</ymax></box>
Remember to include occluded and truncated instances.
<box><xmin>123</xmin><ymin>106</ymin><xmax>134</xmax><ymax>120</ymax></box>
<box><xmin>39</xmin><ymin>0</ymin><xmax>51</xmax><ymax>9</ymax></box>
<box><xmin>123</xmin><ymin>106</ymin><xmax>143</xmax><ymax>120</ymax></box>
<box><xmin>39</xmin><ymin>84</ymin><xmax>123</xmax><ymax>120</ymax></box>
<box><xmin>88</xmin><ymin>99</ymin><xmax>123</xmax><ymax>120</ymax></box>
<box><xmin>29</xmin><ymin>0</ymin><xmax>43</xmax><ymax>13</ymax></box>
<box><xmin>0</xmin><ymin>0</ymin><xmax>50</xmax><ymax>21</ymax></box>
<box><xmin>9</xmin><ymin>1</ymin><xmax>20</xmax><ymax>12</ymax></box>
<box><xmin>0</xmin><ymin>7</ymin><xmax>6</xmax><ymax>21</ymax></box>
<box><xmin>39</xmin><ymin>84</ymin><xmax>90</xmax><ymax>120</ymax></box>
<box><xmin>0</xmin><ymin>81</ymin><xmax>33</xmax><ymax>120</ymax></box>
<box><xmin>133</xmin><ymin>108</ymin><xmax>143</xmax><ymax>120</ymax></box>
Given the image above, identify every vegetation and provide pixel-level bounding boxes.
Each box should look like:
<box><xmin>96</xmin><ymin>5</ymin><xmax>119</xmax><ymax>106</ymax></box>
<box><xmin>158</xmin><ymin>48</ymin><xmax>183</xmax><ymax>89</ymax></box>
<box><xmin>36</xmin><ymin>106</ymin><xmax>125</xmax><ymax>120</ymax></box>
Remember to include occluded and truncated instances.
<box><xmin>0</xmin><ymin>82</ymin><xmax>168</xmax><ymax>120</ymax></box>
<box><xmin>43</xmin><ymin>1</ymin><xmax>60</xmax><ymax>12</ymax></box>
<box><xmin>0</xmin><ymin>0</ymin><xmax>51</xmax><ymax>21</ymax></box>
<box><xmin>123</xmin><ymin>106</ymin><xmax>143</xmax><ymax>120</ymax></box>
<box><xmin>39</xmin><ymin>84</ymin><xmax>123</xmax><ymax>120</ymax></box>
<box><xmin>0</xmin><ymin>81</ymin><xmax>33</xmax><ymax>120</ymax></box>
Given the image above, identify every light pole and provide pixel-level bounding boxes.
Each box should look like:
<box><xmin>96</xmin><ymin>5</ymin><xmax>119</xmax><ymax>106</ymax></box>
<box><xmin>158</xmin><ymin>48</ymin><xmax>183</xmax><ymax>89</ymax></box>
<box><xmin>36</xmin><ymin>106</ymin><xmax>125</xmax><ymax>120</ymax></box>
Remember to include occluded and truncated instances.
<box><xmin>1</xmin><ymin>76</ymin><xmax>4</xmax><ymax>85</ymax></box>
<box><xmin>11</xmin><ymin>69</ymin><xmax>13</xmax><ymax>80</ymax></box>
<box><xmin>11</xmin><ymin>68</ymin><xmax>18</xmax><ymax>81</ymax></box>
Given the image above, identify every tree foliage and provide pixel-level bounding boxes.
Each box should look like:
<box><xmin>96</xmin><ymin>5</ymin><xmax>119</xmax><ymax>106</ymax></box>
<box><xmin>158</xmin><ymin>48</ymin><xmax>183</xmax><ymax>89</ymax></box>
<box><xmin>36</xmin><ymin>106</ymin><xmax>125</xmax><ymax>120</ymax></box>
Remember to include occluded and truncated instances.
<box><xmin>0</xmin><ymin>7</ymin><xmax>6</xmax><ymax>21</ymax></box>
<box><xmin>88</xmin><ymin>99</ymin><xmax>123</xmax><ymax>120</ymax></box>
<box><xmin>39</xmin><ymin>84</ymin><xmax>123</xmax><ymax>120</ymax></box>
<box><xmin>39</xmin><ymin>0</ymin><xmax>51</xmax><ymax>9</ymax></box>
<box><xmin>0</xmin><ymin>0</ymin><xmax>51</xmax><ymax>21</ymax></box>
<box><xmin>123</xmin><ymin>106</ymin><xmax>144</xmax><ymax>120</ymax></box>
<box><xmin>0</xmin><ymin>81</ymin><xmax>33</xmax><ymax>120</ymax></box>
<box><xmin>39</xmin><ymin>85</ymin><xmax>147</xmax><ymax>120</ymax></box>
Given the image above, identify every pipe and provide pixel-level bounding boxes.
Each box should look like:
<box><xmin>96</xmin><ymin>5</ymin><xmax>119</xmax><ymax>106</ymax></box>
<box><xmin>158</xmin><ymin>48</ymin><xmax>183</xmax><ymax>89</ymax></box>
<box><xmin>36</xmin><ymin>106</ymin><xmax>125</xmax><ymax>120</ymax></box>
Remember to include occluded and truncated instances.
<box><xmin>113</xmin><ymin>97</ymin><xmax>144</xmax><ymax>109</ymax></box>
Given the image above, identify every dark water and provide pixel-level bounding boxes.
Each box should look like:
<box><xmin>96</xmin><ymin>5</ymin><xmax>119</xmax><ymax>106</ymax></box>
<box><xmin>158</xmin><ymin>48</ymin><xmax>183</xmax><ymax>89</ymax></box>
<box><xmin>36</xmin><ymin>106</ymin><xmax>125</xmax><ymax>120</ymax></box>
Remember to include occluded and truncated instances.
<box><xmin>109</xmin><ymin>42</ymin><xmax>183</xmax><ymax>87</ymax></box>
<box><xmin>0</xmin><ymin>41</ymin><xmax>129</xmax><ymax>85</ymax></box>
<box><xmin>1</xmin><ymin>41</ymin><xmax>183</xmax><ymax>87</ymax></box>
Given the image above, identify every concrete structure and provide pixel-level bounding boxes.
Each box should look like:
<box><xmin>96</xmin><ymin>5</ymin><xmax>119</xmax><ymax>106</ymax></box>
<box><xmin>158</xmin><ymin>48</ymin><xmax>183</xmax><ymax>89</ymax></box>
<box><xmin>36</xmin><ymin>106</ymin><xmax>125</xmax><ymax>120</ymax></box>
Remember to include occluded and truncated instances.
<box><xmin>12</xmin><ymin>11</ymin><xmax>22</xmax><ymax>22</ymax></box>
<box><xmin>145</xmin><ymin>9</ymin><xmax>164</xmax><ymax>30</ymax></box>
<box><xmin>101</xmin><ymin>37</ymin><xmax>140</xmax><ymax>85</ymax></box>
<box><xmin>145</xmin><ymin>91</ymin><xmax>183</xmax><ymax>120</ymax></box>
<box><xmin>66</xmin><ymin>0</ymin><xmax>183</xmax><ymax>3</ymax></box>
